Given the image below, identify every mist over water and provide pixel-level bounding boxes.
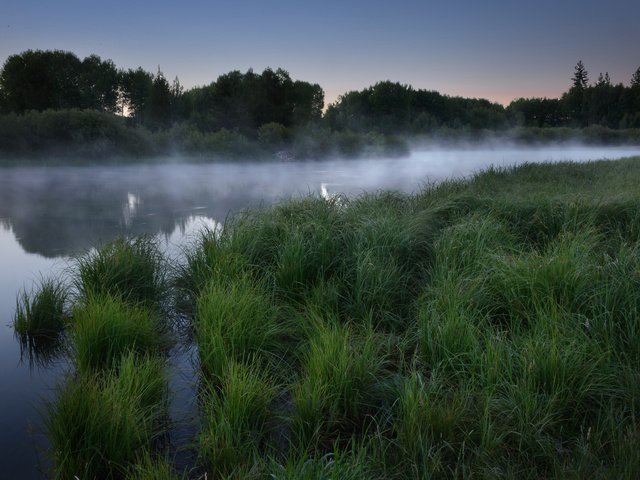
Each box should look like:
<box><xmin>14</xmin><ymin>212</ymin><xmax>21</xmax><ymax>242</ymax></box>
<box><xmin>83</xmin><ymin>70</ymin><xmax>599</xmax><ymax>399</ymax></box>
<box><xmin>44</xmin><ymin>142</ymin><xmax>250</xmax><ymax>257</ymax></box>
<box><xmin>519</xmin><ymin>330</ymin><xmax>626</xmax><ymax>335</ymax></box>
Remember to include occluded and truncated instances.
<box><xmin>2</xmin><ymin>145</ymin><xmax>639</xmax><ymax>259</ymax></box>
<box><xmin>1</xmin><ymin>145</ymin><xmax>639</xmax><ymax>478</ymax></box>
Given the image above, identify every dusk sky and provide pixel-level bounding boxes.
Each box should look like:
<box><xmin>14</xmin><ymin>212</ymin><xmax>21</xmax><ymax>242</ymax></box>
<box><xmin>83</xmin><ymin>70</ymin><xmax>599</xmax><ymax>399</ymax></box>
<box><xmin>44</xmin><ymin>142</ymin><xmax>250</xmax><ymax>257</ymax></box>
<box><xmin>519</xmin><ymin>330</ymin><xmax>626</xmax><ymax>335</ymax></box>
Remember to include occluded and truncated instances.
<box><xmin>1</xmin><ymin>0</ymin><xmax>639</xmax><ymax>106</ymax></box>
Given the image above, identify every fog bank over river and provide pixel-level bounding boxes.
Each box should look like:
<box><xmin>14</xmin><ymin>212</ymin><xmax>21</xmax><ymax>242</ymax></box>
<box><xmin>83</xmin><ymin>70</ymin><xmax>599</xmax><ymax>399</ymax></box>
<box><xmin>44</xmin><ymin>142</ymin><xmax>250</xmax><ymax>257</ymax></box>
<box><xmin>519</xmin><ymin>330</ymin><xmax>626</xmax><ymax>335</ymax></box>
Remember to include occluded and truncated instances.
<box><xmin>2</xmin><ymin>145</ymin><xmax>639</xmax><ymax>258</ymax></box>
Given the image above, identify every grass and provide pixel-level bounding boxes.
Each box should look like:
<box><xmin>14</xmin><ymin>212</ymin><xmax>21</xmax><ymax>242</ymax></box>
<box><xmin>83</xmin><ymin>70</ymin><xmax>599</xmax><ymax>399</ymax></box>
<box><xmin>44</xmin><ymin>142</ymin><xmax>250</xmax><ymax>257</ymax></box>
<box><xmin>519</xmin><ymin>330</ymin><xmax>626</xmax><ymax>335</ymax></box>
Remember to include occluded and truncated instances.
<box><xmin>71</xmin><ymin>293</ymin><xmax>167</xmax><ymax>374</ymax></box>
<box><xmin>13</xmin><ymin>277</ymin><xmax>68</xmax><ymax>367</ymax></box>
<box><xmin>194</xmin><ymin>276</ymin><xmax>287</xmax><ymax>381</ymax></box>
<box><xmin>291</xmin><ymin>320</ymin><xmax>388</xmax><ymax>451</ymax></box>
<box><xmin>44</xmin><ymin>352</ymin><xmax>167</xmax><ymax>479</ymax></box>
<box><xmin>13</xmin><ymin>277</ymin><xmax>67</xmax><ymax>337</ymax></box>
<box><xmin>18</xmin><ymin>156</ymin><xmax>640</xmax><ymax>478</ymax></box>
<box><xmin>75</xmin><ymin>236</ymin><xmax>167</xmax><ymax>310</ymax></box>
<box><xmin>197</xmin><ymin>361</ymin><xmax>277</xmax><ymax>478</ymax></box>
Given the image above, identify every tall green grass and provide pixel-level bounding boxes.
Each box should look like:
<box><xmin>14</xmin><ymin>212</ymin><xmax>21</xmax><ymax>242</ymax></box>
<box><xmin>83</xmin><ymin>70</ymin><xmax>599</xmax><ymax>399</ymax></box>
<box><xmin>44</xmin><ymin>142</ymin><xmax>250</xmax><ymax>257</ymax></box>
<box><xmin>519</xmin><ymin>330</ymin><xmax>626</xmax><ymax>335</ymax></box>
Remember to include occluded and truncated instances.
<box><xmin>194</xmin><ymin>276</ymin><xmax>286</xmax><ymax>381</ymax></box>
<box><xmin>75</xmin><ymin>237</ymin><xmax>167</xmax><ymax>309</ymax></box>
<box><xmin>292</xmin><ymin>320</ymin><xmax>387</xmax><ymax>450</ymax></box>
<box><xmin>45</xmin><ymin>352</ymin><xmax>167</xmax><ymax>479</ymax></box>
<box><xmin>198</xmin><ymin>361</ymin><xmax>276</xmax><ymax>477</ymax></box>
<box><xmin>72</xmin><ymin>293</ymin><xmax>167</xmax><ymax>374</ymax></box>
<box><xmin>13</xmin><ymin>277</ymin><xmax>67</xmax><ymax>337</ymax></box>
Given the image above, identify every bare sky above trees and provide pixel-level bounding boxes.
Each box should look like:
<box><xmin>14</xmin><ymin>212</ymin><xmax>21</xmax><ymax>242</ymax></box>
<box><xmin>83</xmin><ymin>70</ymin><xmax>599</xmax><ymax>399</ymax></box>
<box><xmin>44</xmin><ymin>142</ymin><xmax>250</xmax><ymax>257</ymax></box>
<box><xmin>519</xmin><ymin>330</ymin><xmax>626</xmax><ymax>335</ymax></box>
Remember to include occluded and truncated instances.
<box><xmin>1</xmin><ymin>0</ymin><xmax>639</xmax><ymax>105</ymax></box>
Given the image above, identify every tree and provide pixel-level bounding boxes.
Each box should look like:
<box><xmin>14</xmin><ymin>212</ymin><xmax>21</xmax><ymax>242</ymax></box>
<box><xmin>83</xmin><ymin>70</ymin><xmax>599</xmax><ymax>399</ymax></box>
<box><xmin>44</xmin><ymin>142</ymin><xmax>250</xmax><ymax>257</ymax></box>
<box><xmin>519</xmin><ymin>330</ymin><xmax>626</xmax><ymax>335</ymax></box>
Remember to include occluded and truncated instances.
<box><xmin>146</xmin><ymin>67</ymin><xmax>172</xmax><ymax>130</ymax></box>
<box><xmin>572</xmin><ymin>61</ymin><xmax>589</xmax><ymax>89</ymax></box>
<box><xmin>632</xmin><ymin>67</ymin><xmax>640</xmax><ymax>87</ymax></box>
<box><xmin>81</xmin><ymin>55</ymin><xmax>120</xmax><ymax>112</ymax></box>
<box><xmin>121</xmin><ymin>68</ymin><xmax>153</xmax><ymax>123</ymax></box>
<box><xmin>0</xmin><ymin>50</ymin><xmax>84</xmax><ymax>112</ymax></box>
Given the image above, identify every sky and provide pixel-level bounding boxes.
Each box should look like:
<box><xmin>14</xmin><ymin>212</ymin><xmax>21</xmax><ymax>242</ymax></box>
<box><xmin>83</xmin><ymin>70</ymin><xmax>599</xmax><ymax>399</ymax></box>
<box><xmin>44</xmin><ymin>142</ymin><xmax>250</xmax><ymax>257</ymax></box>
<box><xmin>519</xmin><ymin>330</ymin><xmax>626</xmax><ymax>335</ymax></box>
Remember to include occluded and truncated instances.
<box><xmin>1</xmin><ymin>0</ymin><xmax>639</xmax><ymax>106</ymax></box>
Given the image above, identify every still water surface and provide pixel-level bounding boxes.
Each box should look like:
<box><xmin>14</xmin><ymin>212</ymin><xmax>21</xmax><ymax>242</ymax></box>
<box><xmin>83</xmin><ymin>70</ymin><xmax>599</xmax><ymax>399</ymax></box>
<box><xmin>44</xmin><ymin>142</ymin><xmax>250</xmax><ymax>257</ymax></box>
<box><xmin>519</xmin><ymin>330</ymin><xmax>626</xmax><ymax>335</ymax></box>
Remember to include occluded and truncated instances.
<box><xmin>1</xmin><ymin>146</ymin><xmax>639</xmax><ymax>477</ymax></box>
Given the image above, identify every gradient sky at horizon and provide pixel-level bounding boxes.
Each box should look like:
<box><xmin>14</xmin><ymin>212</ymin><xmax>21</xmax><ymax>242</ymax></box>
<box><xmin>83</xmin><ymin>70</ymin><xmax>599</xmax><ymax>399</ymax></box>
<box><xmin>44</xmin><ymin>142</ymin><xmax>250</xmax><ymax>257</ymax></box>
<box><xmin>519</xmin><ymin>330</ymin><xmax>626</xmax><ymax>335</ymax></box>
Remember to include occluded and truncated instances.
<box><xmin>1</xmin><ymin>0</ymin><xmax>639</xmax><ymax>106</ymax></box>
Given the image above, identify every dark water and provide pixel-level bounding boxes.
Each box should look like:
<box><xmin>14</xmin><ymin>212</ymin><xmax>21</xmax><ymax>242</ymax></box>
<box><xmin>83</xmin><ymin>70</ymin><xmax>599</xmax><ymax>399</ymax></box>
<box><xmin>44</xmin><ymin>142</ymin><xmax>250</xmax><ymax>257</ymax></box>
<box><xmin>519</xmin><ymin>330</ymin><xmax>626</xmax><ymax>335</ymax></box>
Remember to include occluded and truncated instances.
<box><xmin>1</xmin><ymin>146</ymin><xmax>639</xmax><ymax>477</ymax></box>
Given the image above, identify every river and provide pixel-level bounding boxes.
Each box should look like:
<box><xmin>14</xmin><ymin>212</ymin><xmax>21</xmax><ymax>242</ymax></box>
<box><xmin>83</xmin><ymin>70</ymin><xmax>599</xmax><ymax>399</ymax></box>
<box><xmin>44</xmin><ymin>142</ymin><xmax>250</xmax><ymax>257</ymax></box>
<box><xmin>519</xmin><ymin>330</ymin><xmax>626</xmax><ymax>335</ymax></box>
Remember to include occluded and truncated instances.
<box><xmin>1</xmin><ymin>145</ymin><xmax>639</xmax><ymax>477</ymax></box>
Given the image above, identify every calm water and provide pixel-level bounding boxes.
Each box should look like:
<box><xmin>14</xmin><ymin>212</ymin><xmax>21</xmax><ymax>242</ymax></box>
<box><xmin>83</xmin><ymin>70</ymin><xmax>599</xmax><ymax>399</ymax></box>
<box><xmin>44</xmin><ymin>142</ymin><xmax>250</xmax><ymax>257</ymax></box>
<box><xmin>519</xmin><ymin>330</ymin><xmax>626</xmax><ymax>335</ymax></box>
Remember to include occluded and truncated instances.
<box><xmin>1</xmin><ymin>146</ymin><xmax>639</xmax><ymax>477</ymax></box>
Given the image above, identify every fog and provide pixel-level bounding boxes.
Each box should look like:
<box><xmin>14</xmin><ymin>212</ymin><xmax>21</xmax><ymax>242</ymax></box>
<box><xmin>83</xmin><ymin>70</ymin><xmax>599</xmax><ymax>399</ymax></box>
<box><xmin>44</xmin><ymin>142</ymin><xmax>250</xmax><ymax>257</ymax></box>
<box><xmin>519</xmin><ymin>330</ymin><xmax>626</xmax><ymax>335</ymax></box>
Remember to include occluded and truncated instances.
<box><xmin>1</xmin><ymin>144</ymin><xmax>639</xmax><ymax>258</ymax></box>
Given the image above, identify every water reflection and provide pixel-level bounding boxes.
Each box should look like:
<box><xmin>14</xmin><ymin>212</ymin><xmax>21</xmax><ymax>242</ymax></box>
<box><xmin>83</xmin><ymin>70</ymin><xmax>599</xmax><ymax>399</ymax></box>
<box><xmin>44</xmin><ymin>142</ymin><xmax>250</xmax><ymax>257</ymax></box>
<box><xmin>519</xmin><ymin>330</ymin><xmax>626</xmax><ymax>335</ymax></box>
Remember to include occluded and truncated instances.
<box><xmin>15</xmin><ymin>331</ymin><xmax>65</xmax><ymax>371</ymax></box>
<box><xmin>1</xmin><ymin>148</ymin><xmax>639</xmax><ymax>258</ymax></box>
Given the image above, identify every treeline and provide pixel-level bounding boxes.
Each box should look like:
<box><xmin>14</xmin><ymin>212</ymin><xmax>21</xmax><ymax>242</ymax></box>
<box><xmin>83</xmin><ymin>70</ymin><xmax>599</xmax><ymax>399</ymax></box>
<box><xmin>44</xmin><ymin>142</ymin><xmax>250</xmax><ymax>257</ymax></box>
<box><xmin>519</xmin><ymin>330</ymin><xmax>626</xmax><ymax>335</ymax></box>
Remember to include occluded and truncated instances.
<box><xmin>0</xmin><ymin>50</ymin><xmax>323</xmax><ymax>133</ymax></box>
<box><xmin>0</xmin><ymin>50</ymin><xmax>640</xmax><ymax>160</ymax></box>
<box><xmin>509</xmin><ymin>62</ymin><xmax>640</xmax><ymax>129</ymax></box>
<box><xmin>327</xmin><ymin>61</ymin><xmax>640</xmax><ymax>133</ymax></box>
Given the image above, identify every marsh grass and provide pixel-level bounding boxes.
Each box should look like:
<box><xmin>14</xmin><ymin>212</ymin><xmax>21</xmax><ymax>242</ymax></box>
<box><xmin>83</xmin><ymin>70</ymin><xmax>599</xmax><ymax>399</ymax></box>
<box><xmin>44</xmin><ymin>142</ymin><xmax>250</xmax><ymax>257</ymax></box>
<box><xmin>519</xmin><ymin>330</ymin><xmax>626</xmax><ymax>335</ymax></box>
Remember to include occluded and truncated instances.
<box><xmin>194</xmin><ymin>276</ymin><xmax>287</xmax><ymax>381</ymax></box>
<box><xmin>126</xmin><ymin>451</ymin><xmax>189</xmax><ymax>480</ymax></box>
<box><xmin>75</xmin><ymin>236</ymin><xmax>167</xmax><ymax>310</ymax></box>
<box><xmin>13</xmin><ymin>277</ymin><xmax>67</xmax><ymax>337</ymax></box>
<box><xmin>292</xmin><ymin>320</ymin><xmax>388</xmax><ymax>450</ymax></box>
<box><xmin>268</xmin><ymin>446</ymin><xmax>374</xmax><ymax>479</ymax></box>
<box><xmin>72</xmin><ymin>293</ymin><xmax>167</xmax><ymax>374</ymax></box>
<box><xmin>174</xmin><ymin>226</ymin><xmax>249</xmax><ymax>314</ymax></box>
<box><xmin>198</xmin><ymin>361</ymin><xmax>277</xmax><ymax>477</ymax></box>
<box><xmin>27</xmin><ymin>157</ymin><xmax>640</xmax><ymax>477</ymax></box>
<box><xmin>45</xmin><ymin>352</ymin><xmax>167</xmax><ymax>479</ymax></box>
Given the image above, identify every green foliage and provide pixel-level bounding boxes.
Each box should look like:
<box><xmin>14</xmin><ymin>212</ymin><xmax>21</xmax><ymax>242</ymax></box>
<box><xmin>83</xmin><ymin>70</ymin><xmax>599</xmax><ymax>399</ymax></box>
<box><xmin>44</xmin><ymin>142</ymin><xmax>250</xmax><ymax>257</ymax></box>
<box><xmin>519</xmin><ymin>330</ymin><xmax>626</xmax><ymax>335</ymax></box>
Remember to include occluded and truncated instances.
<box><xmin>269</xmin><ymin>447</ymin><xmax>374</xmax><ymax>479</ymax></box>
<box><xmin>0</xmin><ymin>109</ymin><xmax>156</xmax><ymax>158</ymax></box>
<box><xmin>198</xmin><ymin>362</ymin><xmax>276</xmax><ymax>477</ymax></box>
<box><xmin>72</xmin><ymin>294</ymin><xmax>166</xmax><ymax>374</ymax></box>
<box><xmin>75</xmin><ymin>237</ymin><xmax>167</xmax><ymax>310</ymax></box>
<box><xmin>45</xmin><ymin>352</ymin><xmax>167</xmax><ymax>479</ymax></box>
<box><xmin>13</xmin><ymin>277</ymin><xmax>67</xmax><ymax>337</ymax></box>
<box><xmin>0</xmin><ymin>50</ymin><xmax>119</xmax><ymax>113</ymax></box>
<box><xmin>258</xmin><ymin>121</ymin><xmax>290</xmax><ymax>147</ymax></box>
<box><xmin>326</xmin><ymin>81</ymin><xmax>507</xmax><ymax>133</ymax></box>
<box><xmin>2</xmin><ymin>50</ymin><xmax>640</xmax><ymax>159</ymax></box>
<box><xmin>292</xmin><ymin>321</ymin><xmax>387</xmax><ymax>449</ymax></box>
<box><xmin>195</xmin><ymin>277</ymin><xmax>285</xmax><ymax>381</ymax></box>
<box><xmin>126</xmin><ymin>452</ymin><xmax>187</xmax><ymax>480</ymax></box>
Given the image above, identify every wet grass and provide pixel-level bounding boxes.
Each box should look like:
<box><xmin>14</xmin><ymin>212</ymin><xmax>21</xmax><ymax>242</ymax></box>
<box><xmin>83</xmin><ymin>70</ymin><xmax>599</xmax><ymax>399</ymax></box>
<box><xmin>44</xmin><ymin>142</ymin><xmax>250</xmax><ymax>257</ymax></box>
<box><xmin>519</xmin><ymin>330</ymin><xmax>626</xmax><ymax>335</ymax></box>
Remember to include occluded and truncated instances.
<box><xmin>72</xmin><ymin>293</ymin><xmax>168</xmax><ymax>374</ymax></box>
<box><xmin>13</xmin><ymin>277</ymin><xmax>67</xmax><ymax>337</ymax></box>
<box><xmin>44</xmin><ymin>352</ymin><xmax>167</xmax><ymax>479</ymax></box>
<box><xmin>197</xmin><ymin>361</ymin><xmax>277</xmax><ymax>477</ymax></box>
<box><xmin>75</xmin><ymin>236</ymin><xmax>167</xmax><ymax>310</ymax></box>
<box><xmin>194</xmin><ymin>276</ymin><xmax>287</xmax><ymax>381</ymax></box>
<box><xmin>16</xmin><ymin>156</ymin><xmax>640</xmax><ymax>478</ymax></box>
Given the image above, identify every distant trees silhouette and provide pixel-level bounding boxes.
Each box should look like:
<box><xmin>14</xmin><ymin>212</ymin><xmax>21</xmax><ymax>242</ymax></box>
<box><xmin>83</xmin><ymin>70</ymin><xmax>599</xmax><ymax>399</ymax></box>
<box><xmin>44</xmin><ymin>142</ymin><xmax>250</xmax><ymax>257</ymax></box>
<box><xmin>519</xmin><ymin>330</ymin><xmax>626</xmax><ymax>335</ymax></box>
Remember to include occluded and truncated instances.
<box><xmin>1</xmin><ymin>51</ymin><xmax>639</xmax><ymax>153</ymax></box>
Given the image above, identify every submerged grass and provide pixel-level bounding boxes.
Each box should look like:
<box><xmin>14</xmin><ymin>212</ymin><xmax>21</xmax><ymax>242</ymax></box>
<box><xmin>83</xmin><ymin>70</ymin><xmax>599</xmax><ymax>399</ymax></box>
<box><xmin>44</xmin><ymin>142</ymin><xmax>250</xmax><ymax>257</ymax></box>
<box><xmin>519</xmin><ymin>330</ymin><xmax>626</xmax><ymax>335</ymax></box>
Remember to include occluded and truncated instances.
<box><xmin>20</xmin><ymin>156</ymin><xmax>640</xmax><ymax>478</ymax></box>
<box><xmin>13</xmin><ymin>277</ymin><xmax>68</xmax><ymax>367</ymax></box>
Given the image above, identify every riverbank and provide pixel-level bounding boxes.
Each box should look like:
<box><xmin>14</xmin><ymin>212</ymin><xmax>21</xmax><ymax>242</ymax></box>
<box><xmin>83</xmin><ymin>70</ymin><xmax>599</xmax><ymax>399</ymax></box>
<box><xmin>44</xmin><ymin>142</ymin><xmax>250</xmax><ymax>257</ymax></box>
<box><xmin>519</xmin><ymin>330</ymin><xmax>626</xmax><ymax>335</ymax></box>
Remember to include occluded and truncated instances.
<box><xmin>1</xmin><ymin>110</ymin><xmax>640</xmax><ymax>165</ymax></box>
<box><xmin>14</xmin><ymin>156</ymin><xmax>640</xmax><ymax>478</ymax></box>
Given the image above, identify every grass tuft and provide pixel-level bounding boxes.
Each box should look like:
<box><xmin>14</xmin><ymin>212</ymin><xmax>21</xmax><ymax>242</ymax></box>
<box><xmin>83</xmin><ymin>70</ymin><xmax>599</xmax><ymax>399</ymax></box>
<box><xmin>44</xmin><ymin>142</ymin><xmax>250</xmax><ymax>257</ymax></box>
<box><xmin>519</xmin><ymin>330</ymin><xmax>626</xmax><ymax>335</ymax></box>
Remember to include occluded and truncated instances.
<box><xmin>75</xmin><ymin>236</ymin><xmax>167</xmax><ymax>309</ymax></box>
<box><xmin>198</xmin><ymin>361</ymin><xmax>276</xmax><ymax>478</ymax></box>
<box><xmin>194</xmin><ymin>276</ymin><xmax>285</xmax><ymax>381</ymax></box>
<box><xmin>45</xmin><ymin>352</ymin><xmax>167</xmax><ymax>479</ymax></box>
<box><xmin>72</xmin><ymin>293</ymin><xmax>167</xmax><ymax>374</ymax></box>
<box><xmin>13</xmin><ymin>277</ymin><xmax>67</xmax><ymax>337</ymax></box>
